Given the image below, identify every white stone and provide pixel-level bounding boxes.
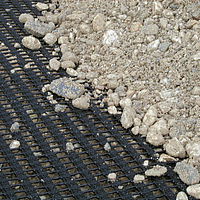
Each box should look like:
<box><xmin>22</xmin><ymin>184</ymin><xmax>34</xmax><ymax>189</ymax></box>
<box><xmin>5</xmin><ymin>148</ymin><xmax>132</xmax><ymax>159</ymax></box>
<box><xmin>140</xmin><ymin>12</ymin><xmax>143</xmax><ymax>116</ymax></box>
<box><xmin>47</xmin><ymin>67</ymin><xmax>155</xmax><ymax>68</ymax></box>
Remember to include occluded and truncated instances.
<box><xmin>103</xmin><ymin>30</ymin><xmax>119</xmax><ymax>46</ymax></box>
<box><xmin>66</xmin><ymin>142</ymin><xmax>74</xmax><ymax>152</ymax></box>
<box><xmin>104</xmin><ymin>142</ymin><xmax>111</xmax><ymax>151</ymax></box>
<box><xmin>10</xmin><ymin>140</ymin><xmax>20</xmax><ymax>149</ymax></box>
<box><xmin>165</xmin><ymin>137</ymin><xmax>186</xmax><ymax>158</ymax></box>
<box><xmin>145</xmin><ymin>165</ymin><xmax>167</xmax><ymax>177</ymax></box>
<box><xmin>147</xmin><ymin>39</ymin><xmax>160</xmax><ymax>51</ymax></box>
<box><xmin>119</xmin><ymin>97</ymin><xmax>132</xmax><ymax>109</ymax></box>
<box><xmin>176</xmin><ymin>191</ymin><xmax>188</xmax><ymax>200</ymax></box>
<box><xmin>186</xmin><ymin>141</ymin><xmax>200</xmax><ymax>162</ymax></box>
<box><xmin>108</xmin><ymin>173</ymin><xmax>117</xmax><ymax>182</ymax></box>
<box><xmin>92</xmin><ymin>13</ymin><xmax>106</xmax><ymax>32</ymax></box>
<box><xmin>153</xmin><ymin>118</ymin><xmax>169</xmax><ymax>135</ymax></box>
<box><xmin>108</xmin><ymin>106</ymin><xmax>118</xmax><ymax>115</ymax></box>
<box><xmin>36</xmin><ymin>2</ymin><xmax>48</xmax><ymax>11</ymax></box>
<box><xmin>133</xmin><ymin>174</ymin><xmax>145</xmax><ymax>183</ymax></box>
<box><xmin>120</xmin><ymin>106</ymin><xmax>136</xmax><ymax>129</ymax></box>
<box><xmin>192</xmin><ymin>86</ymin><xmax>200</xmax><ymax>95</ymax></box>
<box><xmin>49</xmin><ymin>58</ymin><xmax>60</xmax><ymax>71</ymax></box>
<box><xmin>66</xmin><ymin>68</ymin><xmax>78</xmax><ymax>76</ymax></box>
<box><xmin>143</xmin><ymin>106</ymin><xmax>157</xmax><ymax>126</ymax></box>
<box><xmin>22</xmin><ymin>36</ymin><xmax>41</xmax><ymax>50</ymax></box>
<box><xmin>152</xmin><ymin>1</ymin><xmax>163</xmax><ymax>14</ymax></box>
<box><xmin>43</xmin><ymin>33</ymin><xmax>57</xmax><ymax>45</ymax></box>
<box><xmin>131</xmin><ymin>126</ymin><xmax>139</xmax><ymax>135</ymax></box>
<box><xmin>19</xmin><ymin>13</ymin><xmax>34</xmax><ymax>23</ymax></box>
<box><xmin>193</xmin><ymin>52</ymin><xmax>200</xmax><ymax>61</ymax></box>
<box><xmin>187</xmin><ymin>184</ymin><xmax>200</xmax><ymax>199</ymax></box>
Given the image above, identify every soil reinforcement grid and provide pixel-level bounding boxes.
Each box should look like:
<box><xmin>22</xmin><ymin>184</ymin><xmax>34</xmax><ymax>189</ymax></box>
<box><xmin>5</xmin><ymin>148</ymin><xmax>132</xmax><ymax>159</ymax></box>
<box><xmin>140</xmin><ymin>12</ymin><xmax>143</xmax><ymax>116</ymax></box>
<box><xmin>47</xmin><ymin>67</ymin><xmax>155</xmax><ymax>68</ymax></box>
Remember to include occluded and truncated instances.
<box><xmin>0</xmin><ymin>0</ymin><xmax>197</xmax><ymax>200</ymax></box>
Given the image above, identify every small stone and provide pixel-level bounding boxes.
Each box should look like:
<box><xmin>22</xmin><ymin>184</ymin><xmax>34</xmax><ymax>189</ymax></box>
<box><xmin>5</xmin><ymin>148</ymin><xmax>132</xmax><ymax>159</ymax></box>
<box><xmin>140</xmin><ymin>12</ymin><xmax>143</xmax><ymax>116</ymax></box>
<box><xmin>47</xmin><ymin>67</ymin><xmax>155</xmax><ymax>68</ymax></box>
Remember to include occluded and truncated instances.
<box><xmin>61</xmin><ymin>60</ymin><xmax>76</xmax><ymax>69</ymax></box>
<box><xmin>52</xmin><ymin>28</ymin><xmax>65</xmax><ymax>38</ymax></box>
<box><xmin>92</xmin><ymin>13</ymin><xmax>106</xmax><ymax>32</ymax></box>
<box><xmin>186</xmin><ymin>141</ymin><xmax>200</xmax><ymax>162</ymax></box>
<box><xmin>143</xmin><ymin>106</ymin><xmax>157</xmax><ymax>126</ymax></box>
<box><xmin>153</xmin><ymin>118</ymin><xmax>169</xmax><ymax>135</ymax></box>
<box><xmin>109</xmin><ymin>93</ymin><xmax>120</xmax><ymax>106</ymax></box>
<box><xmin>10</xmin><ymin>122</ymin><xmax>20</xmax><ymax>132</ymax></box>
<box><xmin>152</xmin><ymin>1</ymin><xmax>163</xmax><ymax>14</ymax></box>
<box><xmin>158</xmin><ymin>154</ymin><xmax>178</xmax><ymax>162</ymax></box>
<box><xmin>22</xmin><ymin>36</ymin><xmax>41</xmax><ymax>50</ymax></box>
<box><xmin>43</xmin><ymin>33</ymin><xmax>57</xmax><ymax>45</ymax></box>
<box><xmin>54</xmin><ymin>104</ymin><xmax>67</xmax><ymax>112</ymax></box>
<box><xmin>24</xmin><ymin>20</ymin><xmax>53</xmax><ymax>37</ymax></box>
<box><xmin>146</xmin><ymin>126</ymin><xmax>165</xmax><ymax>146</ymax></box>
<box><xmin>133</xmin><ymin>174</ymin><xmax>145</xmax><ymax>183</ymax></box>
<box><xmin>108</xmin><ymin>106</ymin><xmax>118</xmax><ymax>115</ymax></box>
<box><xmin>10</xmin><ymin>140</ymin><xmax>20</xmax><ymax>149</ymax></box>
<box><xmin>19</xmin><ymin>13</ymin><xmax>34</xmax><ymax>24</ymax></box>
<box><xmin>157</xmin><ymin>101</ymin><xmax>171</xmax><ymax>113</ymax></box>
<box><xmin>49</xmin><ymin>58</ymin><xmax>60</xmax><ymax>71</ymax></box>
<box><xmin>61</xmin><ymin>51</ymin><xmax>78</xmax><ymax>63</ymax></box>
<box><xmin>107</xmin><ymin>80</ymin><xmax>119</xmax><ymax>90</ymax></box>
<box><xmin>142</xmin><ymin>24</ymin><xmax>159</xmax><ymax>35</ymax></box>
<box><xmin>195</xmin><ymin>97</ymin><xmax>200</xmax><ymax>106</ymax></box>
<box><xmin>120</xmin><ymin>97</ymin><xmax>132</xmax><ymax>109</ymax></box>
<box><xmin>165</xmin><ymin>137</ymin><xmax>186</xmax><ymax>158</ymax></box>
<box><xmin>103</xmin><ymin>30</ymin><xmax>119</xmax><ymax>46</ymax></box>
<box><xmin>139</xmin><ymin>125</ymin><xmax>148</xmax><ymax>136</ymax></box>
<box><xmin>145</xmin><ymin>165</ymin><xmax>167</xmax><ymax>177</ymax></box>
<box><xmin>66</xmin><ymin>68</ymin><xmax>78</xmax><ymax>77</ymax></box>
<box><xmin>147</xmin><ymin>39</ymin><xmax>160</xmax><ymax>51</ymax></box>
<box><xmin>49</xmin><ymin>77</ymin><xmax>85</xmax><ymax>99</ymax></box>
<box><xmin>143</xmin><ymin>160</ymin><xmax>149</xmax><ymax>167</ymax></box>
<box><xmin>186</xmin><ymin>20</ymin><xmax>197</xmax><ymax>29</ymax></box>
<box><xmin>66</xmin><ymin>13</ymin><xmax>87</xmax><ymax>21</ymax></box>
<box><xmin>192</xmin><ymin>8</ymin><xmax>200</xmax><ymax>20</ymax></box>
<box><xmin>58</xmin><ymin>36</ymin><xmax>69</xmax><ymax>44</ymax></box>
<box><xmin>36</xmin><ymin>2</ymin><xmax>48</xmax><ymax>11</ymax></box>
<box><xmin>104</xmin><ymin>142</ymin><xmax>111</xmax><ymax>151</ymax></box>
<box><xmin>108</xmin><ymin>173</ymin><xmax>117</xmax><ymax>182</ymax></box>
<box><xmin>131</xmin><ymin>126</ymin><xmax>139</xmax><ymax>135</ymax></box>
<box><xmin>174</xmin><ymin>162</ymin><xmax>199</xmax><ymax>185</ymax></box>
<box><xmin>72</xmin><ymin>95</ymin><xmax>90</xmax><ymax>109</ymax></box>
<box><xmin>192</xmin><ymin>86</ymin><xmax>200</xmax><ymax>95</ymax></box>
<box><xmin>193</xmin><ymin>52</ymin><xmax>200</xmax><ymax>61</ymax></box>
<box><xmin>130</xmin><ymin>22</ymin><xmax>142</xmax><ymax>32</ymax></box>
<box><xmin>66</xmin><ymin>142</ymin><xmax>74</xmax><ymax>152</ymax></box>
<box><xmin>134</xmin><ymin>118</ymin><xmax>141</xmax><ymax>126</ymax></box>
<box><xmin>186</xmin><ymin>184</ymin><xmax>200</xmax><ymax>199</ymax></box>
<box><xmin>176</xmin><ymin>191</ymin><xmax>188</xmax><ymax>200</ymax></box>
<box><xmin>159</xmin><ymin>43</ymin><xmax>170</xmax><ymax>52</ymax></box>
<box><xmin>120</xmin><ymin>106</ymin><xmax>136</xmax><ymax>129</ymax></box>
<box><xmin>14</xmin><ymin>43</ymin><xmax>21</xmax><ymax>48</ymax></box>
<box><xmin>163</xmin><ymin>9</ymin><xmax>174</xmax><ymax>18</ymax></box>
<box><xmin>79</xmin><ymin>23</ymin><xmax>91</xmax><ymax>34</ymax></box>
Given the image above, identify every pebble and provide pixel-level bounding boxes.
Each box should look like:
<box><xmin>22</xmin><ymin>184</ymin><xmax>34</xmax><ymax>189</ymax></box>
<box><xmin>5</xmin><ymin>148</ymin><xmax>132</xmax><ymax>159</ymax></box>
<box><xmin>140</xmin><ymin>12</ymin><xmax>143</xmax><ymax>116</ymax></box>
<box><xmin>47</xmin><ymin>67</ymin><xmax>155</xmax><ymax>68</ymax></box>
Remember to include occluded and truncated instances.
<box><xmin>104</xmin><ymin>142</ymin><xmax>111</xmax><ymax>151</ymax></box>
<box><xmin>22</xmin><ymin>36</ymin><xmax>41</xmax><ymax>50</ymax></box>
<box><xmin>14</xmin><ymin>43</ymin><xmax>21</xmax><ymax>48</ymax></box>
<box><xmin>119</xmin><ymin>97</ymin><xmax>132</xmax><ymax>109</ymax></box>
<box><xmin>49</xmin><ymin>58</ymin><xmax>60</xmax><ymax>71</ymax></box>
<box><xmin>9</xmin><ymin>140</ymin><xmax>20</xmax><ymax>149</ymax></box>
<box><xmin>192</xmin><ymin>8</ymin><xmax>200</xmax><ymax>20</ymax></box>
<box><xmin>130</xmin><ymin>22</ymin><xmax>142</xmax><ymax>32</ymax></box>
<box><xmin>61</xmin><ymin>60</ymin><xmax>76</xmax><ymax>69</ymax></box>
<box><xmin>153</xmin><ymin>118</ymin><xmax>169</xmax><ymax>136</ymax></box>
<box><xmin>10</xmin><ymin>122</ymin><xmax>20</xmax><ymax>132</ymax></box>
<box><xmin>147</xmin><ymin>39</ymin><xmax>160</xmax><ymax>51</ymax></box>
<box><xmin>43</xmin><ymin>33</ymin><xmax>57</xmax><ymax>45</ymax></box>
<box><xmin>19</xmin><ymin>13</ymin><xmax>34</xmax><ymax>24</ymax></box>
<box><xmin>131</xmin><ymin>126</ymin><xmax>139</xmax><ymax>135</ymax></box>
<box><xmin>142</xmin><ymin>24</ymin><xmax>159</xmax><ymax>35</ymax></box>
<box><xmin>72</xmin><ymin>95</ymin><xmax>90</xmax><ymax>109</ymax></box>
<box><xmin>192</xmin><ymin>86</ymin><xmax>200</xmax><ymax>95</ymax></box>
<box><xmin>92</xmin><ymin>13</ymin><xmax>106</xmax><ymax>32</ymax></box>
<box><xmin>54</xmin><ymin>104</ymin><xmax>67</xmax><ymax>112</ymax></box>
<box><xmin>157</xmin><ymin>101</ymin><xmax>171</xmax><ymax>113</ymax></box>
<box><xmin>108</xmin><ymin>106</ymin><xmax>118</xmax><ymax>115</ymax></box>
<box><xmin>66</xmin><ymin>68</ymin><xmax>78</xmax><ymax>77</ymax></box>
<box><xmin>107</xmin><ymin>80</ymin><xmax>119</xmax><ymax>90</ymax></box>
<box><xmin>103</xmin><ymin>30</ymin><xmax>119</xmax><ymax>46</ymax></box>
<box><xmin>36</xmin><ymin>2</ymin><xmax>48</xmax><ymax>11</ymax></box>
<box><xmin>159</xmin><ymin>42</ymin><xmax>170</xmax><ymax>52</ymax></box>
<box><xmin>49</xmin><ymin>77</ymin><xmax>85</xmax><ymax>99</ymax></box>
<box><xmin>152</xmin><ymin>1</ymin><xmax>163</xmax><ymax>14</ymax></box>
<box><xmin>165</xmin><ymin>137</ymin><xmax>186</xmax><ymax>158</ymax></box>
<box><xmin>120</xmin><ymin>106</ymin><xmax>136</xmax><ymax>129</ymax></box>
<box><xmin>186</xmin><ymin>141</ymin><xmax>200</xmax><ymax>162</ymax></box>
<box><xmin>66</xmin><ymin>142</ymin><xmax>74</xmax><ymax>152</ymax></box>
<box><xmin>58</xmin><ymin>36</ymin><xmax>69</xmax><ymax>44</ymax></box>
<box><xmin>108</xmin><ymin>173</ymin><xmax>117</xmax><ymax>182</ymax></box>
<box><xmin>176</xmin><ymin>191</ymin><xmax>188</xmax><ymax>200</ymax></box>
<box><xmin>133</xmin><ymin>174</ymin><xmax>145</xmax><ymax>183</ymax></box>
<box><xmin>143</xmin><ymin>106</ymin><xmax>157</xmax><ymax>126</ymax></box>
<box><xmin>186</xmin><ymin>184</ymin><xmax>200</xmax><ymax>199</ymax></box>
<box><xmin>174</xmin><ymin>162</ymin><xmax>199</xmax><ymax>185</ymax></box>
<box><xmin>158</xmin><ymin>154</ymin><xmax>178</xmax><ymax>162</ymax></box>
<box><xmin>79</xmin><ymin>23</ymin><xmax>91</xmax><ymax>34</ymax></box>
<box><xmin>146</xmin><ymin>126</ymin><xmax>165</xmax><ymax>146</ymax></box>
<box><xmin>145</xmin><ymin>165</ymin><xmax>167</xmax><ymax>177</ymax></box>
<box><xmin>193</xmin><ymin>52</ymin><xmax>200</xmax><ymax>61</ymax></box>
<box><xmin>61</xmin><ymin>51</ymin><xmax>78</xmax><ymax>63</ymax></box>
<box><xmin>24</xmin><ymin>20</ymin><xmax>53</xmax><ymax>37</ymax></box>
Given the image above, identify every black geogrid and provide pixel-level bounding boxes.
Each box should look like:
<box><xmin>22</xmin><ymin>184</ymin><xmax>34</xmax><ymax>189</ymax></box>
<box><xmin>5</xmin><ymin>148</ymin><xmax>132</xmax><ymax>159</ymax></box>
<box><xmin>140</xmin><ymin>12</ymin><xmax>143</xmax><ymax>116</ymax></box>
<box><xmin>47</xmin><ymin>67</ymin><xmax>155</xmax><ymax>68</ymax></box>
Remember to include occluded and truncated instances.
<box><xmin>0</xmin><ymin>0</ymin><xmax>197</xmax><ymax>199</ymax></box>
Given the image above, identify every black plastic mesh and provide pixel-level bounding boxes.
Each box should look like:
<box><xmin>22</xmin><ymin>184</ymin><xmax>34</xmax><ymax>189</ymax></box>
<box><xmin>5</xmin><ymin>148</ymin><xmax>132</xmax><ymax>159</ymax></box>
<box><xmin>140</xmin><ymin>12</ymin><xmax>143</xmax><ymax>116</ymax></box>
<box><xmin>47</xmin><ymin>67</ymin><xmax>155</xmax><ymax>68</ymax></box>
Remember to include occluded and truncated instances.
<box><xmin>0</xmin><ymin>0</ymin><xmax>197</xmax><ymax>200</ymax></box>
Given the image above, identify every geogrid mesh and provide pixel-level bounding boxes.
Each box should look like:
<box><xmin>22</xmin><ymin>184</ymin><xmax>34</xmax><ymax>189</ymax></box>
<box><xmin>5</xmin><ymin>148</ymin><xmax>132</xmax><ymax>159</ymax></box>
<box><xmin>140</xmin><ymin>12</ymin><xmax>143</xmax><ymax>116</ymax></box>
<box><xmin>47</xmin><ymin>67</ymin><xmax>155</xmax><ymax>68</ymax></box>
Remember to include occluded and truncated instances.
<box><xmin>0</xmin><ymin>0</ymin><xmax>197</xmax><ymax>200</ymax></box>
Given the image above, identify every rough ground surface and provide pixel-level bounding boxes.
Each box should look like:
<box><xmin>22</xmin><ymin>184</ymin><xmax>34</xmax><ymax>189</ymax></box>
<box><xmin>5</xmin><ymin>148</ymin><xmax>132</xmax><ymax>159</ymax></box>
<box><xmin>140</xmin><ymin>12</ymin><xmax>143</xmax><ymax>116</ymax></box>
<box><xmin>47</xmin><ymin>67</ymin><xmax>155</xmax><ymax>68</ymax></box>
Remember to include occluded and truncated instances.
<box><xmin>19</xmin><ymin>0</ymin><xmax>200</xmax><ymax>199</ymax></box>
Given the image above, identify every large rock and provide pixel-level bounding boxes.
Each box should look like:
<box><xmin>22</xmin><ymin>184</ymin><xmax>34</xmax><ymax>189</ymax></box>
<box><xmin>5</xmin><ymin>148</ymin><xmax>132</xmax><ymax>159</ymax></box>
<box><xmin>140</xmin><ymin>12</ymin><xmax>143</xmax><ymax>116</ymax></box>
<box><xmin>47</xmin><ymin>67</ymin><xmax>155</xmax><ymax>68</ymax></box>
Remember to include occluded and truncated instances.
<box><xmin>187</xmin><ymin>184</ymin><xmax>200</xmax><ymax>199</ymax></box>
<box><xmin>24</xmin><ymin>20</ymin><xmax>54</xmax><ymax>37</ymax></box>
<box><xmin>49</xmin><ymin>77</ymin><xmax>85</xmax><ymax>99</ymax></box>
<box><xmin>174</xmin><ymin>162</ymin><xmax>199</xmax><ymax>185</ymax></box>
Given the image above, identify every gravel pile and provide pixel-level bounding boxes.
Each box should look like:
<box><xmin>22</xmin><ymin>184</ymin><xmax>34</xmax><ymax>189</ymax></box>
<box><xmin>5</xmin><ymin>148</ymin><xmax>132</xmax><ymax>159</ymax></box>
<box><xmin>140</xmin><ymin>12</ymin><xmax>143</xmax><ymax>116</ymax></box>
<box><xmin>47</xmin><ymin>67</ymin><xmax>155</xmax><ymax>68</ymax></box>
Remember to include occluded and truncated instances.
<box><xmin>19</xmin><ymin>0</ymin><xmax>200</xmax><ymax>199</ymax></box>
